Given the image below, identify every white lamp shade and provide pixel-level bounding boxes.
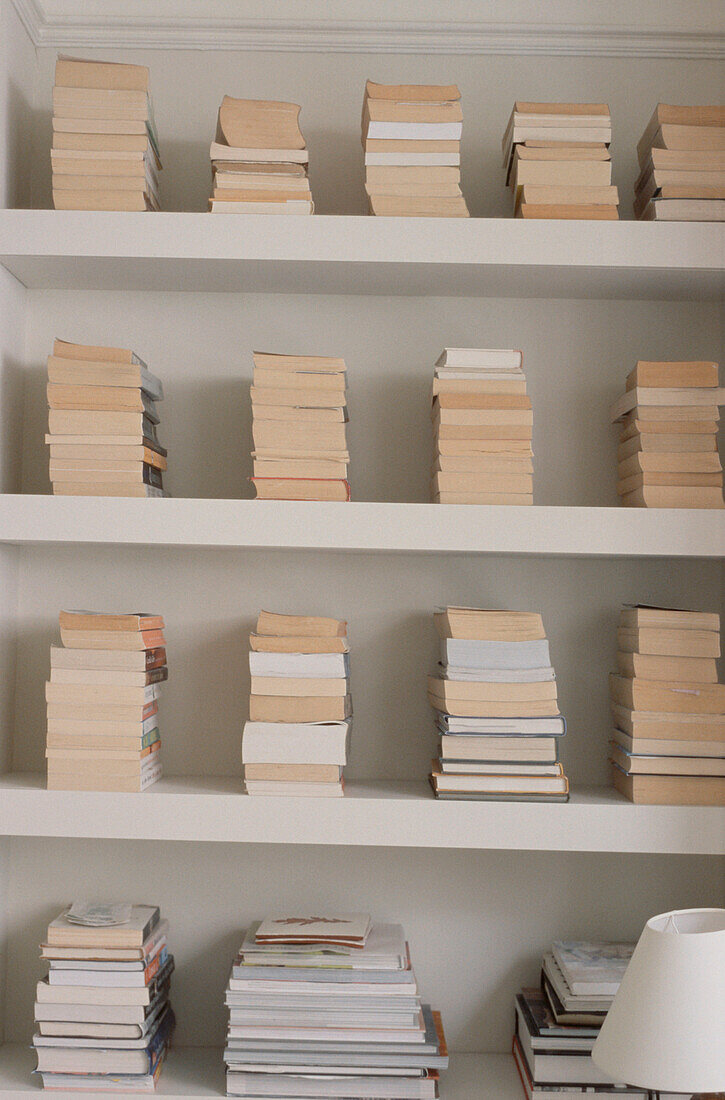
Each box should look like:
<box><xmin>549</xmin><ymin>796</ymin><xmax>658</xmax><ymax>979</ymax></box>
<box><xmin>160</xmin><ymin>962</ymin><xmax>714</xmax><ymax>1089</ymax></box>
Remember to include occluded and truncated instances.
<box><xmin>591</xmin><ymin>908</ymin><xmax>725</xmax><ymax>1093</ymax></box>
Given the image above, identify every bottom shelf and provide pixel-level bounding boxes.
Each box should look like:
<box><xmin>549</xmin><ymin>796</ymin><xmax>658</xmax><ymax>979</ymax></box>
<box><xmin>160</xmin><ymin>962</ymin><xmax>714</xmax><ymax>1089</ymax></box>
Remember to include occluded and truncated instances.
<box><xmin>0</xmin><ymin>1045</ymin><xmax>518</xmax><ymax>1099</ymax></box>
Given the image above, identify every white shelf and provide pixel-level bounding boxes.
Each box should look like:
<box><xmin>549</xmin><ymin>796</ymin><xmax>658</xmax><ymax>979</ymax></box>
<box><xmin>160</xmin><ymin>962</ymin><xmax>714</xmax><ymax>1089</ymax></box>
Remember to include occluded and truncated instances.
<box><xmin>1</xmin><ymin>496</ymin><xmax>723</xmax><ymax>558</ymax></box>
<box><xmin>0</xmin><ymin>212</ymin><xmax>723</xmax><ymax>299</ymax></box>
<box><xmin>1</xmin><ymin>774</ymin><xmax>723</xmax><ymax>854</ymax></box>
<box><xmin>0</xmin><ymin>1044</ymin><xmax>518</xmax><ymax>1099</ymax></box>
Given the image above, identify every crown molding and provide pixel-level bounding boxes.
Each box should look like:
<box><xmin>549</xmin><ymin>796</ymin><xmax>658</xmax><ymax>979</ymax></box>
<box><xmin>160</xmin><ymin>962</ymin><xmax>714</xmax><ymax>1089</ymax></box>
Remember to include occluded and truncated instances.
<box><xmin>11</xmin><ymin>8</ymin><xmax>725</xmax><ymax>59</ymax></box>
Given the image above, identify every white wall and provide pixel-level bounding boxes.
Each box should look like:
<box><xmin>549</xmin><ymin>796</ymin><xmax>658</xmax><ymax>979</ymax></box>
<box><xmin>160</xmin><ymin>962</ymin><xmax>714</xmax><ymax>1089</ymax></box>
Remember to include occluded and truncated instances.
<box><xmin>28</xmin><ymin>46</ymin><xmax>724</xmax><ymax>216</ymax></box>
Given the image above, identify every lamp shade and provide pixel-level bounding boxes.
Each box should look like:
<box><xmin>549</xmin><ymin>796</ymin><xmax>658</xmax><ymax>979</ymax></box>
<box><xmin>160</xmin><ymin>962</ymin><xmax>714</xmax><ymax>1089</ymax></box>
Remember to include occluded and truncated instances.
<box><xmin>591</xmin><ymin>908</ymin><xmax>725</xmax><ymax>1093</ymax></box>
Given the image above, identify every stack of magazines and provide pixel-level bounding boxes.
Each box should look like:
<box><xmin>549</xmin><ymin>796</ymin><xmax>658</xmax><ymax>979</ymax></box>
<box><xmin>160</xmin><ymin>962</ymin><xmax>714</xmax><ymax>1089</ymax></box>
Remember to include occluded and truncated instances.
<box><xmin>223</xmin><ymin>914</ymin><xmax>448</xmax><ymax>1097</ymax></box>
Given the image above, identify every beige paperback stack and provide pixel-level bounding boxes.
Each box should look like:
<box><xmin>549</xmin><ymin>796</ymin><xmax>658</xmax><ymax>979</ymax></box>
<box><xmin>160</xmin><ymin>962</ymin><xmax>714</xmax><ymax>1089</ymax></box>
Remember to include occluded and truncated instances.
<box><xmin>209</xmin><ymin>98</ymin><xmax>312</xmax><ymax>213</ymax></box>
<box><xmin>431</xmin><ymin>348</ymin><xmax>533</xmax><ymax>504</ymax></box>
<box><xmin>250</xmin><ymin>351</ymin><xmax>350</xmax><ymax>501</ymax></box>
<box><xmin>46</xmin><ymin>338</ymin><xmax>168</xmax><ymax>497</ymax></box>
<box><xmin>503</xmin><ymin>102</ymin><xmax>618</xmax><ymax>219</ymax></box>
<box><xmin>362</xmin><ymin>81</ymin><xmax>468</xmax><ymax>217</ymax></box>
<box><xmin>634</xmin><ymin>104</ymin><xmax>725</xmax><ymax>221</ymax></box>
<box><xmin>428</xmin><ymin>608</ymin><xmax>569</xmax><ymax>801</ymax></box>
<box><xmin>242</xmin><ymin>611</ymin><xmax>351</xmax><ymax>796</ymax></box>
<box><xmin>52</xmin><ymin>56</ymin><xmax>161</xmax><ymax>211</ymax></box>
<box><xmin>46</xmin><ymin>611</ymin><xmax>167</xmax><ymax>792</ymax></box>
<box><xmin>33</xmin><ymin>904</ymin><xmax>174</xmax><ymax>1091</ymax></box>
<box><xmin>610</xmin><ymin>605</ymin><xmax>725</xmax><ymax>805</ymax></box>
<box><xmin>611</xmin><ymin>360</ymin><xmax>724</xmax><ymax>508</ymax></box>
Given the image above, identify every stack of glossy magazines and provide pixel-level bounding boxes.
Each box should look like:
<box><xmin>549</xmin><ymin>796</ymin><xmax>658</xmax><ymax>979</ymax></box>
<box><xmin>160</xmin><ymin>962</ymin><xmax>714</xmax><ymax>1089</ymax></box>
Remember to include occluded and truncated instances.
<box><xmin>224</xmin><ymin>914</ymin><xmax>448</xmax><ymax>1098</ymax></box>
<box><xmin>33</xmin><ymin>903</ymin><xmax>174</xmax><ymax>1092</ymax></box>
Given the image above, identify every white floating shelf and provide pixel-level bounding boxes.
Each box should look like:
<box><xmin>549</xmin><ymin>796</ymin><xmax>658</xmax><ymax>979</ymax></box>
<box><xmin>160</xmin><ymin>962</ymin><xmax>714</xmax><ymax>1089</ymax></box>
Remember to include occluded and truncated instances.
<box><xmin>0</xmin><ymin>1045</ymin><xmax>517</xmax><ymax>1099</ymax></box>
<box><xmin>1</xmin><ymin>496</ymin><xmax>723</xmax><ymax>558</ymax></box>
<box><xmin>0</xmin><ymin>212</ymin><xmax>723</xmax><ymax>299</ymax></box>
<box><xmin>1</xmin><ymin>774</ymin><xmax>723</xmax><ymax>854</ymax></box>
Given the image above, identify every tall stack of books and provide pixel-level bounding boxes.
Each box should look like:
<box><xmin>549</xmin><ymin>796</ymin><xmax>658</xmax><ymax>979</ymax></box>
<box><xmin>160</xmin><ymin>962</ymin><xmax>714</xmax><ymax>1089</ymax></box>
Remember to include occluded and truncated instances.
<box><xmin>609</xmin><ymin>604</ymin><xmax>725</xmax><ymax>805</ymax></box>
<box><xmin>428</xmin><ymin>608</ymin><xmax>568</xmax><ymax>801</ymax></box>
<box><xmin>513</xmin><ymin>941</ymin><xmax>637</xmax><ymax>1100</ymax></box>
<box><xmin>250</xmin><ymin>351</ymin><xmax>350</xmax><ymax>501</ymax></box>
<box><xmin>223</xmin><ymin>914</ymin><xmax>448</xmax><ymax>1098</ymax></box>
<box><xmin>209</xmin><ymin>98</ymin><xmax>312</xmax><ymax>213</ymax></box>
<box><xmin>611</xmin><ymin>359</ymin><xmax>724</xmax><ymax>508</ymax></box>
<box><xmin>634</xmin><ymin>104</ymin><xmax>725</xmax><ymax>221</ymax></box>
<box><xmin>503</xmin><ymin>102</ymin><xmax>618</xmax><ymax>219</ymax></box>
<box><xmin>243</xmin><ymin>611</ymin><xmax>351</xmax><ymax>796</ymax></box>
<box><xmin>46</xmin><ymin>610</ymin><xmax>167</xmax><ymax>792</ymax></box>
<box><xmin>46</xmin><ymin>338</ymin><xmax>168</xmax><ymax>497</ymax></box>
<box><xmin>33</xmin><ymin>903</ymin><xmax>174</xmax><ymax>1092</ymax></box>
<box><xmin>431</xmin><ymin>348</ymin><xmax>534</xmax><ymax>504</ymax></box>
<box><xmin>51</xmin><ymin>56</ymin><xmax>161</xmax><ymax>211</ymax></box>
<box><xmin>362</xmin><ymin>81</ymin><xmax>468</xmax><ymax>217</ymax></box>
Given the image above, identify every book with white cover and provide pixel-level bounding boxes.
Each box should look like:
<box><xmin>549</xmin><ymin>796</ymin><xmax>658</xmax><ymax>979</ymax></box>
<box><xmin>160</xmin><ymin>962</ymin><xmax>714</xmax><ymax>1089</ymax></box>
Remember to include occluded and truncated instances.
<box><xmin>541</xmin><ymin>953</ymin><xmax>614</xmax><ymax>1011</ymax></box>
<box><xmin>255</xmin><ymin>914</ymin><xmax>371</xmax><ymax>946</ymax></box>
<box><xmin>240</xmin><ymin>922</ymin><xmax>406</xmax><ymax>968</ymax></box>
<box><xmin>225</xmin><ymin>1071</ymin><xmax>436</xmax><ymax>1097</ymax></box>
<box><xmin>552</xmin><ymin>942</ymin><xmax>634</xmax><ymax>996</ymax></box>
<box><xmin>366</xmin><ymin>121</ymin><xmax>462</xmax><ymax>141</ymax></box>
<box><xmin>436</xmin><ymin>349</ymin><xmax>523</xmax><ymax>370</ymax></box>
<box><xmin>249</xmin><ymin>652</ymin><xmax>349</xmax><ymax>678</ymax></box>
<box><xmin>441</xmin><ymin>639</ymin><xmax>551</xmax><ymax>668</ymax></box>
<box><xmin>242</xmin><ymin>721</ymin><xmax>350</xmax><ymax>765</ymax></box>
<box><xmin>437</xmin><ymin>714</ymin><xmax>565</xmax><ymax>735</ymax></box>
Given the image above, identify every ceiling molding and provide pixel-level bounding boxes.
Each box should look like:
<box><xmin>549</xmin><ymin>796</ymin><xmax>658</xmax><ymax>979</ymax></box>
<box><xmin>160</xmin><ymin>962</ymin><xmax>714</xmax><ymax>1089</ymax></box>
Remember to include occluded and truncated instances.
<box><xmin>12</xmin><ymin>8</ymin><xmax>725</xmax><ymax>59</ymax></box>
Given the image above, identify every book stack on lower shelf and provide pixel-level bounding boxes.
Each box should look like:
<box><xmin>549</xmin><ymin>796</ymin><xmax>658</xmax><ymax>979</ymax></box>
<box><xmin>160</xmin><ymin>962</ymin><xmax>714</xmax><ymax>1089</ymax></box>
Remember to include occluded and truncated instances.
<box><xmin>209</xmin><ymin>97</ymin><xmax>313</xmax><ymax>214</ymax></box>
<box><xmin>243</xmin><ymin>611</ymin><xmax>351</xmax><ymax>796</ymax></box>
<box><xmin>250</xmin><ymin>352</ymin><xmax>350</xmax><ymax>500</ymax></box>
<box><xmin>33</xmin><ymin>903</ymin><xmax>174</xmax><ymax>1092</ymax></box>
<box><xmin>610</xmin><ymin>604</ymin><xmax>725</xmax><ymax>806</ymax></box>
<box><xmin>46</xmin><ymin>610</ymin><xmax>167</xmax><ymax>792</ymax></box>
<box><xmin>634</xmin><ymin>103</ymin><xmax>725</xmax><ymax>222</ymax></box>
<box><xmin>503</xmin><ymin>102</ymin><xmax>618</xmax><ymax>220</ymax></box>
<box><xmin>362</xmin><ymin>80</ymin><xmax>468</xmax><ymax>217</ymax></box>
<box><xmin>46</xmin><ymin>338</ymin><xmax>168</xmax><ymax>497</ymax></box>
<box><xmin>428</xmin><ymin>607</ymin><xmax>569</xmax><ymax>801</ymax></box>
<box><xmin>611</xmin><ymin>360</ymin><xmax>724</xmax><ymax>508</ymax></box>
<box><xmin>51</xmin><ymin>56</ymin><xmax>161</xmax><ymax>211</ymax></box>
<box><xmin>431</xmin><ymin>347</ymin><xmax>534</xmax><ymax>504</ymax></box>
<box><xmin>513</xmin><ymin>941</ymin><xmax>637</xmax><ymax>1100</ymax></box>
<box><xmin>223</xmin><ymin>914</ymin><xmax>448</xmax><ymax>1099</ymax></box>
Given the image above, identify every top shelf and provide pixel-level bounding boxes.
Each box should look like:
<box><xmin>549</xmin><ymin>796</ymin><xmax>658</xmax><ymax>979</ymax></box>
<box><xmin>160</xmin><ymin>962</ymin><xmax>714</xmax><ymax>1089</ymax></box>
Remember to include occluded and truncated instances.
<box><xmin>0</xmin><ymin>212</ymin><xmax>723</xmax><ymax>299</ymax></box>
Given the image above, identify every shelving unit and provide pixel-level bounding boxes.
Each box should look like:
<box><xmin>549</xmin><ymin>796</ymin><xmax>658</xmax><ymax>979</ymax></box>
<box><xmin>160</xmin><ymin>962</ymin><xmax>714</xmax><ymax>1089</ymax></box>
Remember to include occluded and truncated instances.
<box><xmin>0</xmin><ymin>1</ymin><xmax>724</xmax><ymax>1090</ymax></box>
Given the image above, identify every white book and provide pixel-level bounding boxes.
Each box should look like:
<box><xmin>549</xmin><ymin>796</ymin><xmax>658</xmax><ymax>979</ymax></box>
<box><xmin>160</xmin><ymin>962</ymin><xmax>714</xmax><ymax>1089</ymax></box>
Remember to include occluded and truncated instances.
<box><xmin>364</xmin><ymin>152</ymin><xmax>460</xmax><ymax>166</ymax></box>
<box><xmin>256</xmin><ymin>914</ymin><xmax>371</xmax><ymax>945</ymax></box>
<box><xmin>245</xmin><ymin>780</ymin><xmax>343</xmax><ymax>797</ymax></box>
<box><xmin>435</xmin><ymin>369</ymin><xmax>524</xmax><ymax>380</ymax></box>
<box><xmin>36</xmin><ymin>979</ymin><xmax>154</xmax><ymax>1005</ymax></box>
<box><xmin>47</xmin><ymin>969</ymin><xmax>154</xmax><ymax>988</ymax></box>
<box><xmin>436</xmin><ymin>349</ymin><xmax>523</xmax><ymax>370</ymax></box>
<box><xmin>439</xmin><ymin>715</ymin><xmax>565</xmax><ymax>735</ymax></box>
<box><xmin>240</xmin><ymin>922</ymin><xmax>406</xmax><ymax>967</ymax></box>
<box><xmin>50</xmin><ymin>669</ymin><xmax>165</xmax><ymax>686</ymax></box>
<box><xmin>552</xmin><ymin>942</ymin><xmax>635</xmax><ymax>996</ymax></box>
<box><xmin>242</xmin><ymin>721</ymin><xmax>351</xmax><ymax>765</ymax></box>
<box><xmin>249</xmin><ymin>652</ymin><xmax>349</xmax><ymax>678</ymax></box>
<box><xmin>366</xmin><ymin>121</ymin><xmax>462</xmax><ymax>141</ymax></box>
<box><xmin>441</xmin><ymin>665</ymin><xmax>556</xmax><ymax>682</ymax></box>
<box><xmin>441</xmin><ymin>638</ymin><xmax>551</xmax><ymax>669</ymax></box>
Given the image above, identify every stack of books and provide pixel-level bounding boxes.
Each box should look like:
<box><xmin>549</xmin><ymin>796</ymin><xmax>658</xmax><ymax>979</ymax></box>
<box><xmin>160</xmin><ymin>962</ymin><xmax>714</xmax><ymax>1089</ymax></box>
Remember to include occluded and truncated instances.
<box><xmin>609</xmin><ymin>604</ymin><xmax>725</xmax><ymax>805</ymax></box>
<box><xmin>428</xmin><ymin>607</ymin><xmax>568</xmax><ymax>801</ymax></box>
<box><xmin>611</xmin><ymin>359</ymin><xmax>724</xmax><ymax>508</ymax></box>
<box><xmin>634</xmin><ymin>104</ymin><xmax>725</xmax><ymax>221</ymax></box>
<box><xmin>243</xmin><ymin>611</ymin><xmax>351</xmax><ymax>796</ymax></box>
<box><xmin>362</xmin><ymin>80</ymin><xmax>468</xmax><ymax>217</ymax></box>
<box><xmin>250</xmin><ymin>351</ymin><xmax>350</xmax><ymax>500</ymax></box>
<box><xmin>223</xmin><ymin>913</ymin><xmax>448</xmax><ymax>1098</ymax></box>
<box><xmin>513</xmin><ymin>941</ymin><xmax>637</xmax><ymax>1100</ymax></box>
<box><xmin>431</xmin><ymin>348</ymin><xmax>534</xmax><ymax>504</ymax></box>
<box><xmin>51</xmin><ymin>56</ymin><xmax>161</xmax><ymax>211</ymax></box>
<box><xmin>209</xmin><ymin>98</ymin><xmax>312</xmax><ymax>213</ymax></box>
<box><xmin>503</xmin><ymin>102</ymin><xmax>618</xmax><ymax>219</ymax></box>
<box><xmin>46</xmin><ymin>610</ymin><xmax>167</xmax><ymax>792</ymax></box>
<box><xmin>33</xmin><ymin>903</ymin><xmax>174</xmax><ymax>1092</ymax></box>
<box><xmin>46</xmin><ymin>338</ymin><xmax>168</xmax><ymax>497</ymax></box>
